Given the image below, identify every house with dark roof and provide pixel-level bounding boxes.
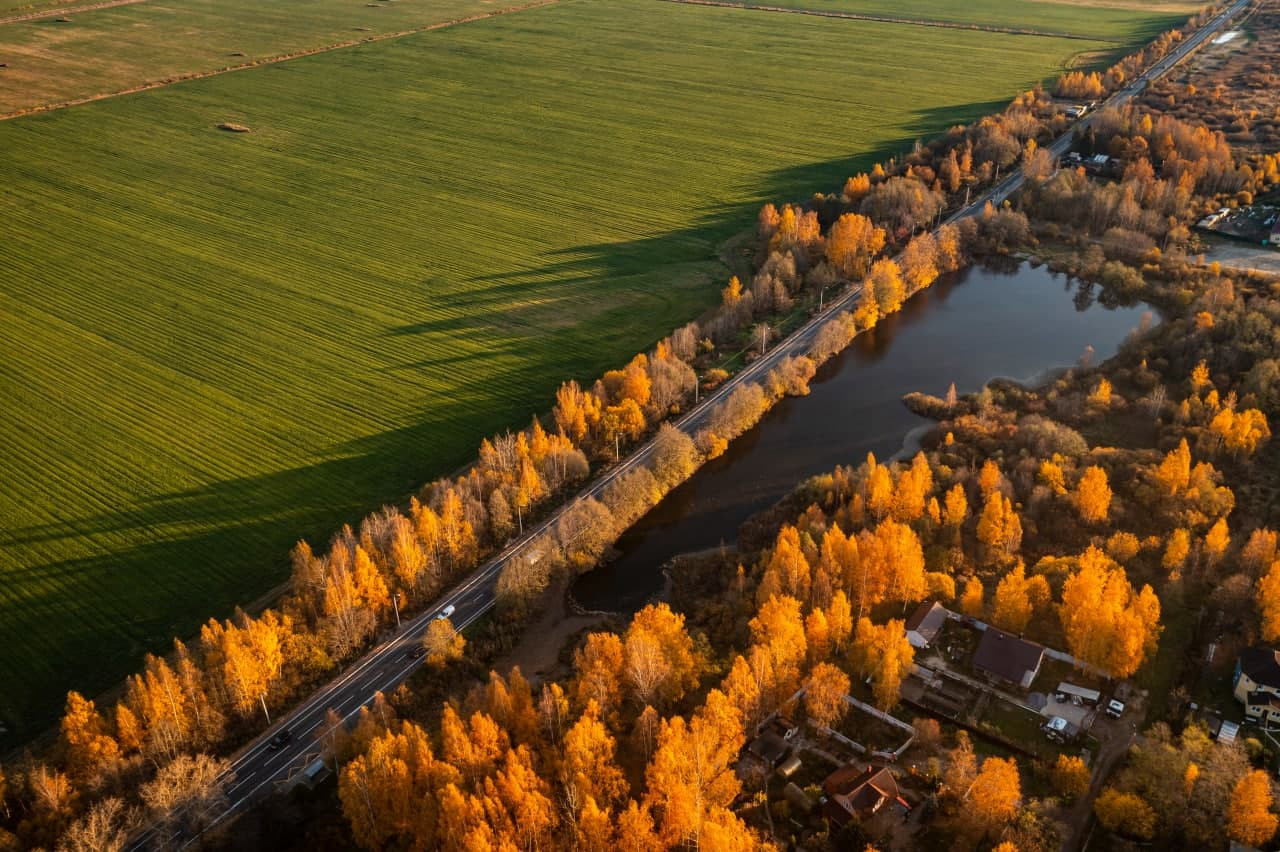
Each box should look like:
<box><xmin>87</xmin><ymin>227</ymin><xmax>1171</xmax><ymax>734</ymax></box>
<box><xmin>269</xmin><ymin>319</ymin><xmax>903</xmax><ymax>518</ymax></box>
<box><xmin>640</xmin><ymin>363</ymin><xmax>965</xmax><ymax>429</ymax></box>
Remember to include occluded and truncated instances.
<box><xmin>822</xmin><ymin>765</ymin><xmax>908</xmax><ymax>827</ymax></box>
<box><xmin>904</xmin><ymin>601</ymin><xmax>949</xmax><ymax>649</ymax></box>
<box><xmin>1234</xmin><ymin>645</ymin><xmax>1280</xmax><ymax>723</ymax></box>
<box><xmin>746</xmin><ymin>731</ymin><xmax>790</xmax><ymax>767</ymax></box>
<box><xmin>973</xmin><ymin>627</ymin><xmax>1044</xmax><ymax>690</ymax></box>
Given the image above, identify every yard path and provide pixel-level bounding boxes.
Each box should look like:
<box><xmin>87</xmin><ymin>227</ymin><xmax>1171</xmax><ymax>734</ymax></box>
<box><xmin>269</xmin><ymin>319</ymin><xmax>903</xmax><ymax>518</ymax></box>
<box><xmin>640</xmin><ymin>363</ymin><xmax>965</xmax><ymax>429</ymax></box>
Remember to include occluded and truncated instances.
<box><xmin>656</xmin><ymin>0</ymin><xmax>1116</xmax><ymax>41</ymax></box>
<box><xmin>1062</xmin><ymin>727</ymin><xmax>1140</xmax><ymax>851</ymax></box>
<box><xmin>0</xmin><ymin>0</ymin><xmax>563</xmax><ymax>120</ymax></box>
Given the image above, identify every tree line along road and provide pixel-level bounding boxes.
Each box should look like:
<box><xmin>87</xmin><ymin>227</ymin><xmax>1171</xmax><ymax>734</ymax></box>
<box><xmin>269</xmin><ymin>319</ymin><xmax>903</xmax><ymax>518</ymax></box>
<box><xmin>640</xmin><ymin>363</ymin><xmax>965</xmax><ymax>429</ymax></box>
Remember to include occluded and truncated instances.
<box><xmin>129</xmin><ymin>1</ymin><xmax>1251</xmax><ymax>845</ymax></box>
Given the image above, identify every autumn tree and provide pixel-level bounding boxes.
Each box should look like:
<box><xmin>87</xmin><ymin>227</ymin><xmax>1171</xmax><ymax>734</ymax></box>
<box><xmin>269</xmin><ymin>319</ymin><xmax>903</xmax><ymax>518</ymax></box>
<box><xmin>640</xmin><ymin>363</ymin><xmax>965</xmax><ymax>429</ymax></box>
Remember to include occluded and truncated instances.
<box><xmin>574</xmin><ymin>796</ymin><xmax>614</xmax><ymax>852</ymax></box>
<box><xmin>58</xmin><ymin>796</ymin><xmax>134</xmax><ymax>852</ymax></box>
<box><xmin>992</xmin><ymin>563</ymin><xmax>1035</xmax><ymax>633</ymax></box>
<box><xmin>1164</xmin><ymin>528</ymin><xmax>1191</xmax><ymax>574</ymax></box>
<box><xmin>485</xmin><ymin>745</ymin><xmax>559</xmax><ymax>849</ymax></box>
<box><xmin>554</xmin><ymin>380</ymin><xmax>601</xmax><ymax>445</ymax></box>
<box><xmin>644</xmin><ymin>690</ymin><xmax>744</xmax><ymax>848</ymax></box>
<box><xmin>60</xmin><ymin>692</ymin><xmax>120</xmax><ymax>785</ymax></box>
<box><xmin>199</xmin><ymin>609</ymin><xmax>287</xmax><ymax>720</ymax></box>
<box><xmin>1243</xmin><ymin>529</ymin><xmax>1279</xmax><ymax>577</ymax></box>
<box><xmin>977</xmin><ymin>492</ymin><xmax>1022</xmax><ymax>563</ymax></box>
<box><xmin>959</xmin><ymin>577</ymin><xmax>985</xmax><ymax>618</ymax></box>
<box><xmin>805</xmin><ymin>608</ymin><xmax>830</xmax><ymax>665</ymax></box>
<box><xmin>749</xmin><ymin>595</ymin><xmax>808</xmax><ymax>711</ymax></box>
<box><xmin>867</xmin><ymin>258</ymin><xmax>906</xmax><ymax>315</ymax></box>
<box><xmin>624</xmin><ymin>604</ymin><xmax>702</xmax><ymax>709</ymax></box>
<box><xmin>649</xmin><ymin>424</ymin><xmax>700</xmax><ymax>492</ymax></box>
<box><xmin>1052</xmin><ymin>754</ymin><xmax>1090</xmax><ymax>800</ymax></box>
<box><xmin>603</xmin><ymin>354</ymin><xmax>652</xmax><ymax>409</ymax></box>
<box><xmin>1210</xmin><ymin>407</ymin><xmax>1271</xmax><ymax>457</ymax></box>
<box><xmin>1058</xmin><ymin>547</ymin><xmax>1162</xmax><ymax>678</ymax></box>
<box><xmin>1258</xmin><ymin>560</ymin><xmax>1280</xmax><ymax>642</ymax></box>
<box><xmin>1095</xmin><ymin>788</ymin><xmax>1157</xmax><ymax>840</ymax></box>
<box><xmin>757</xmin><ymin>525</ymin><xmax>812</xmax><ymax>606</ymax></box>
<box><xmin>1228</xmin><ymin>769</ymin><xmax>1278</xmax><ymax>847</ymax></box>
<box><xmin>942</xmin><ymin>732</ymin><xmax>978</xmax><ymax>807</ymax></box>
<box><xmin>572</xmin><ymin>632</ymin><xmax>625</xmax><ymax>722</ymax></box>
<box><xmin>140</xmin><ymin>753</ymin><xmax>231</xmax><ymax>837</ymax></box>
<box><xmin>963</xmin><ymin>757</ymin><xmax>1021</xmax><ymax>840</ymax></box>
<box><xmin>1205</xmin><ymin>517</ymin><xmax>1231</xmax><ymax>565</ymax></box>
<box><xmin>867</xmin><ymin>519</ymin><xmax>927</xmax><ymax>606</ymax></box>
<box><xmin>1154</xmin><ymin>439</ymin><xmax>1191</xmax><ymax>496</ymax></box>
<box><xmin>1038</xmin><ymin>459</ymin><xmax>1067</xmax><ymax>495</ymax></box>
<box><xmin>944</xmin><ymin>483</ymin><xmax>969</xmax><ymax>527</ymax></box>
<box><xmin>825</xmin><ymin>213</ymin><xmax>885</xmax><ymax>278</ymax></box>
<box><xmin>339</xmin><ymin>721</ymin><xmax>458</xmax><ymax>850</ymax></box>
<box><xmin>124</xmin><ymin>655</ymin><xmax>198</xmax><ymax>759</ymax></box>
<box><xmin>422</xmin><ymin>617</ymin><xmax>465</xmax><ymax>668</ymax></box>
<box><xmin>978</xmin><ymin>459</ymin><xmax>1003</xmax><ymax>497</ymax></box>
<box><xmin>562</xmin><ymin>701</ymin><xmax>629</xmax><ymax>812</ymax></box>
<box><xmin>900</xmin><ymin>231</ymin><xmax>941</xmax><ymax>294</ymax></box>
<box><xmin>615</xmin><ymin>800</ymin><xmax>663</xmax><ymax>851</ymax></box>
<box><xmin>1074</xmin><ymin>466</ymin><xmax>1112</xmax><ymax>523</ymax></box>
<box><xmin>826</xmin><ymin>591</ymin><xmax>854</xmax><ymax>652</ymax></box>
<box><xmin>321</xmin><ymin>545</ymin><xmax>382</xmax><ymax>660</ymax></box>
<box><xmin>912</xmin><ymin>717</ymin><xmax>942</xmax><ymax>753</ymax></box>
<box><xmin>849</xmin><ymin>618</ymin><xmax>914</xmax><ymax>710</ymax></box>
<box><xmin>441</xmin><ymin>705</ymin><xmax>508</xmax><ymax>786</ymax></box>
<box><xmin>804</xmin><ymin>663</ymin><xmax>851</xmax><ymax>731</ymax></box>
<box><xmin>865</xmin><ymin>456</ymin><xmax>894</xmax><ymax>521</ymax></box>
<box><xmin>1089</xmin><ymin>378</ymin><xmax>1113</xmax><ymax>409</ymax></box>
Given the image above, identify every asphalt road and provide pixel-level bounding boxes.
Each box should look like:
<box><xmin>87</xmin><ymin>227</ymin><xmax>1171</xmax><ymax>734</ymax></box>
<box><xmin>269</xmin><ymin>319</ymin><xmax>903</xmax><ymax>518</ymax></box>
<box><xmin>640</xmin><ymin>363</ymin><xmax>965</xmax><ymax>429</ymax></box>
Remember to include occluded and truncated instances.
<box><xmin>130</xmin><ymin>2</ymin><xmax>1251</xmax><ymax>846</ymax></box>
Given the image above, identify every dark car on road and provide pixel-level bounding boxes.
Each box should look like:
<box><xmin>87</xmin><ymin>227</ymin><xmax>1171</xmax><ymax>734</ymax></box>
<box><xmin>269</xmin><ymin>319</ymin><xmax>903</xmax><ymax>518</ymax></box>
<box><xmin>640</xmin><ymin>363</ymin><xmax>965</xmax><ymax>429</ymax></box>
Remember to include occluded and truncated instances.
<box><xmin>407</xmin><ymin>644</ymin><xmax>426</xmax><ymax>660</ymax></box>
<box><xmin>267</xmin><ymin>729</ymin><xmax>292</xmax><ymax>751</ymax></box>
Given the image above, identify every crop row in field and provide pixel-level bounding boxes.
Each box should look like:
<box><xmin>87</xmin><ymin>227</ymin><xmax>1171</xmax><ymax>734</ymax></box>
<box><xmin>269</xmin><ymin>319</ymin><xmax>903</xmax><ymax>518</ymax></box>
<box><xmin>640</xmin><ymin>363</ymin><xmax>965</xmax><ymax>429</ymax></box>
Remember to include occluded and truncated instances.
<box><xmin>0</xmin><ymin>0</ymin><xmax>1128</xmax><ymax>739</ymax></box>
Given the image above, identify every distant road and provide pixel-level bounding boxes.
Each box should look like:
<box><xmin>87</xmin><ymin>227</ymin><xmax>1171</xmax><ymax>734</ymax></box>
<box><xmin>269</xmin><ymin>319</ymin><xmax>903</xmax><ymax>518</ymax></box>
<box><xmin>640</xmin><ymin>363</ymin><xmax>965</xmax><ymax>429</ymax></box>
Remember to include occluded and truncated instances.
<box><xmin>953</xmin><ymin>0</ymin><xmax>1252</xmax><ymax>217</ymax></box>
<box><xmin>129</xmin><ymin>1</ymin><xmax>1250</xmax><ymax>846</ymax></box>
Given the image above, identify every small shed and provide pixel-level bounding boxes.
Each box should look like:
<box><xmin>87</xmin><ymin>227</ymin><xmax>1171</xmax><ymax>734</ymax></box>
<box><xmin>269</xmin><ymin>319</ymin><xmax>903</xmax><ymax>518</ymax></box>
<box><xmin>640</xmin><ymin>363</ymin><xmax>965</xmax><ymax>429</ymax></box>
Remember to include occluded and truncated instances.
<box><xmin>776</xmin><ymin>754</ymin><xmax>802</xmax><ymax>780</ymax></box>
<box><xmin>783</xmin><ymin>782</ymin><xmax>816</xmax><ymax>815</ymax></box>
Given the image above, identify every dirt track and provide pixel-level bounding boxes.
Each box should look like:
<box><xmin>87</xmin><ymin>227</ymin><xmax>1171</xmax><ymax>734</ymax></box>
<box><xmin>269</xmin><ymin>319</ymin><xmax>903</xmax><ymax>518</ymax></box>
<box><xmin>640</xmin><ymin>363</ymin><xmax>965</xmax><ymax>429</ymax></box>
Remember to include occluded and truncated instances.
<box><xmin>0</xmin><ymin>0</ymin><xmax>149</xmax><ymax>26</ymax></box>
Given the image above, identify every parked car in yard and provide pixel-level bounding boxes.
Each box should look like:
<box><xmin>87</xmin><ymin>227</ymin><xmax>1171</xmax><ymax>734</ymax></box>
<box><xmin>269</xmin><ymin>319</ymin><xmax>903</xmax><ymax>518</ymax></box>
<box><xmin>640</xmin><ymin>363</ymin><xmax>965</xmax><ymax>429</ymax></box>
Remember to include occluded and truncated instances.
<box><xmin>1043</xmin><ymin>715</ymin><xmax>1080</xmax><ymax>743</ymax></box>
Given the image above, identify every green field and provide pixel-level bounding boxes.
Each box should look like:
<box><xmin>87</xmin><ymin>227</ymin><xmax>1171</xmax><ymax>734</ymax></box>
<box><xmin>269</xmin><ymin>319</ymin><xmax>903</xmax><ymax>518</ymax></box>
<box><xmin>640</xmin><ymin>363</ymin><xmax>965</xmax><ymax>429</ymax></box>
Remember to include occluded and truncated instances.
<box><xmin>747</xmin><ymin>0</ymin><xmax>1203</xmax><ymax>42</ymax></box>
<box><xmin>0</xmin><ymin>0</ymin><xmax>1147</xmax><ymax>738</ymax></box>
<box><xmin>0</xmin><ymin>0</ymin><xmax>520</xmax><ymax>112</ymax></box>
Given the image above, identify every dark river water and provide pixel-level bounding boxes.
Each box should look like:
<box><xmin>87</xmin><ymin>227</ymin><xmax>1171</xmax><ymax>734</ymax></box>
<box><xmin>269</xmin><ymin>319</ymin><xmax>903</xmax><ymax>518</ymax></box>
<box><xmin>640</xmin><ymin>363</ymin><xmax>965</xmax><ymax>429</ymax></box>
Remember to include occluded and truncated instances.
<box><xmin>573</xmin><ymin>260</ymin><xmax>1153</xmax><ymax>612</ymax></box>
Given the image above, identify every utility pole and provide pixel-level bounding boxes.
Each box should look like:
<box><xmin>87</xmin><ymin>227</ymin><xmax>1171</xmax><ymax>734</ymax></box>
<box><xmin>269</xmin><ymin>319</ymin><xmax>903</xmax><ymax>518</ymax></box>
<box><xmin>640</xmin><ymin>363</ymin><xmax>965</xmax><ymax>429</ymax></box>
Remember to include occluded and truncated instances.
<box><xmin>392</xmin><ymin>592</ymin><xmax>401</xmax><ymax>628</ymax></box>
<box><xmin>760</xmin><ymin>325</ymin><xmax>767</xmax><ymax>355</ymax></box>
<box><xmin>260</xmin><ymin>693</ymin><xmax>271</xmax><ymax>726</ymax></box>
<box><xmin>615</xmin><ymin>433</ymin><xmax>621</xmax><ymax>461</ymax></box>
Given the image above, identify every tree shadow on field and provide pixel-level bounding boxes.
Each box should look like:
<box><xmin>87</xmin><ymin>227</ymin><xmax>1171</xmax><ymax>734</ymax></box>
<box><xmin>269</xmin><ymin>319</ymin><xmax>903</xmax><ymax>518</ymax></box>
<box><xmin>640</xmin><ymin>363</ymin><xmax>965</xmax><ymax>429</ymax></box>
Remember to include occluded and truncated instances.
<box><xmin>457</xmin><ymin>99</ymin><xmax>1013</xmax><ymax>294</ymax></box>
<box><xmin>0</xmin><ymin>97</ymin><xmax>1017</xmax><ymax>745</ymax></box>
